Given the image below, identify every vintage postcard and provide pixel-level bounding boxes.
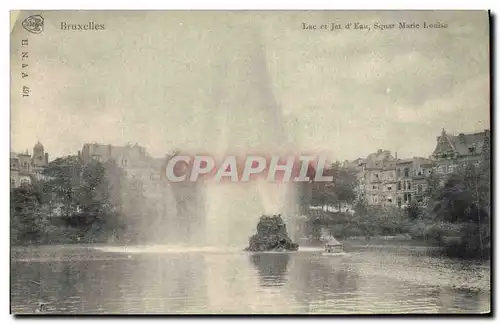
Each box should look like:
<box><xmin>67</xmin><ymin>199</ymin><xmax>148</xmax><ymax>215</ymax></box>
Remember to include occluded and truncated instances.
<box><xmin>10</xmin><ymin>10</ymin><xmax>490</xmax><ymax>315</ymax></box>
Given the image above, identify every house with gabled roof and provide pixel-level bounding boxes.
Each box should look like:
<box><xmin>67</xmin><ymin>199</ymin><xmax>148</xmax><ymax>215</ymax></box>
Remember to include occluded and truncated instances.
<box><xmin>431</xmin><ymin>128</ymin><xmax>490</xmax><ymax>175</ymax></box>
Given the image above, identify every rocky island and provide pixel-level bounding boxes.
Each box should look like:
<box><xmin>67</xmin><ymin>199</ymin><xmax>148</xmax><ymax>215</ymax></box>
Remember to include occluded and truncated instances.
<box><xmin>245</xmin><ymin>215</ymin><xmax>299</xmax><ymax>252</ymax></box>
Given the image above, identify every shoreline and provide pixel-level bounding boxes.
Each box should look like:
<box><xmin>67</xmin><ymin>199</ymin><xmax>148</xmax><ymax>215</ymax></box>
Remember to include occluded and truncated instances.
<box><xmin>10</xmin><ymin>241</ymin><xmax>490</xmax><ymax>263</ymax></box>
<box><xmin>10</xmin><ymin>238</ymin><xmax>429</xmax><ymax>252</ymax></box>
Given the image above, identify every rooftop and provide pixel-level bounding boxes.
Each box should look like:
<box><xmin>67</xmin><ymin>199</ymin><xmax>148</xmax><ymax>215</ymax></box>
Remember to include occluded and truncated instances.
<box><xmin>434</xmin><ymin>129</ymin><xmax>489</xmax><ymax>157</ymax></box>
<box><xmin>325</xmin><ymin>237</ymin><xmax>342</xmax><ymax>246</ymax></box>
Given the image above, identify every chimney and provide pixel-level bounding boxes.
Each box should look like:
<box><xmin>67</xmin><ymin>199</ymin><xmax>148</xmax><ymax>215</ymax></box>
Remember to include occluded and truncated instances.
<box><xmin>395</xmin><ymin>152</ymin><xmax>398</xmax><ymax>160</ymax></box>
<box><xmin>44</xmin><ymin>153</ymin><xmax>49</xmax><ymax>164</ymax></box>
<box><xmin>459</xmin><ymin>133</ymin><xmax>466</xmax><ymax>144</ymax></box>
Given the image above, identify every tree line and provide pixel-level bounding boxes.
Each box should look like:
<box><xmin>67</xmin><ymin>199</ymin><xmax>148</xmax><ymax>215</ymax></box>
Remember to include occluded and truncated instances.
<box><xmin>10</xmin><ymin>156</ymin><xmax>148</xmax><ymax>245</ymax></box>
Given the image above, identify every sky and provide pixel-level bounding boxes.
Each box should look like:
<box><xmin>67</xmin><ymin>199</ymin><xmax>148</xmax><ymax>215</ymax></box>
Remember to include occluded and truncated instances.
<box><xmin>10</xmin><ymin>10</ymin><xmax>490</xmax><ymax>161</ymax></box>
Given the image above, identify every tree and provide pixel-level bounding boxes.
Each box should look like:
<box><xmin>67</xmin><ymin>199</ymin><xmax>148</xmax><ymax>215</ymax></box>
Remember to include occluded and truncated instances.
<box><xmin>42</xmin><ymin>155</ymin><xmax>83</xmax><ymax>218</ymax></box>
<box><xmin>425</xmin><ymin>170</ymin><xmax>441</xmax><ymax>201</ymax></box>
<box><xmin>40</xmin><ymin>156</ymin><xmax>127</xmax><ymax>243</ymax></box>
<box><xmin>11</xmin><ymin>185</ymin><xmax>45</xmax><ymax>244</ymax></box>
<box><xmin>352</xmin><ymin>195</ymin><xmax>377</xmax><ymax>238</ymax></box>
<box><xmin>406</xmin><ymin>200</ymin><xmax>423</xmax><ymax>221</ymax></box>
<box><xmin>309</xmin><ymin>164</ymin><xmax>356</xmax><ymax>211</ymax></box>
<box><xmin>425</xmin><ymin>159</ymin><xmax>491</xmax><ymax>259</ymax></box>
<box><xmin>431</xmin><ymin>165</ymin><xmax>488</xmax><ymax>224</ymax></box>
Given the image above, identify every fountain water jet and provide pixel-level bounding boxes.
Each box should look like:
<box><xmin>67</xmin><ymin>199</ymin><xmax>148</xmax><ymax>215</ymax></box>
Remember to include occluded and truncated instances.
<box><xmin>198</xmin><ymin>26</ymin><xmax>300</xmax><ymax>247</ymax></box>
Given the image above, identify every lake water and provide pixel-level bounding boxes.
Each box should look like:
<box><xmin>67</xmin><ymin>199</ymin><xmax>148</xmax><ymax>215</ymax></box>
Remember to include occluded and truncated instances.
<box><xmin>10</xmin><ymin>244</ymin><xmax>490</xmax><ymax>314</ymax></box>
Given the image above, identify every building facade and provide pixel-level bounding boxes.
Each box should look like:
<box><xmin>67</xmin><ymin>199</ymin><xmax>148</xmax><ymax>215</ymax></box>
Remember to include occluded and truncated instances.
<box><xmin>431</xmin><ymin>129</ymin><xmax>490</xmax><ymax>176</ymax></box>
<box><xmin>10</xmin><ymin>141</ymin><xmax>50</xmax><ymax>188</ymax></box>
<box><xmin>357</xmin><ymin>149</ymin><xmax>396</xmax><ymax>206</ymax></box>
<box><xmin>393</xmin><ymin>157</ymin><xmax>433</xmax><ymax>206</ymax></box>
<box><xmin>355</xmin><ymin>128</ymin><xmax>490</xmax><ymax>207</ymax></box>
<box><xmin>357</xmin><ymin>149</ymin><xmax>433</xmax><ymax>207</ymax></box>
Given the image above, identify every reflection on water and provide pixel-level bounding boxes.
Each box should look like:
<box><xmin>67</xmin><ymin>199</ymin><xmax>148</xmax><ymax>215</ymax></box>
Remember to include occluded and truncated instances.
<box><xmin>250</xmin><ymin>253</ymin><xmax>290</xmax><ymax>287</ymax></box>
<box><xmin>10</xmin><ymin>245</ymin><xmax>490</xmax><ymax>314</ymax></box>
<box><xmin>289</xmin><ymin>255</ymin><xmax>359</xmax><ymax>305</ymax></box>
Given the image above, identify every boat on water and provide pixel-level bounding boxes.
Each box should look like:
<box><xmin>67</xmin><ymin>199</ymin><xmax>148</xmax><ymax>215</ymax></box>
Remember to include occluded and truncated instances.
<box><xmin>322</xmin><ymin>237</ymin><xmax>348</xmax><ymax>256</ymax></box>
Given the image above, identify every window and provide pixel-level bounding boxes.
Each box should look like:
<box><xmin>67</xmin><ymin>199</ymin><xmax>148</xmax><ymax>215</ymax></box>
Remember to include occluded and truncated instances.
<box><xmin>387</xmin><ymin>185</ymin><xmax>392</xmax><ymax>191</ymax></box>
<box><xmin>417</xmin><ymin>185</ymin><xmax>423</xmax><ymax>194</ymax></box>
<box><xmin>404</xmin><ymin>168</ymin><xmax>409</xmax><ymax>177</ymax></box>
<box><xmin>10</xmin><ymin>179</ymin><xmax>15</xmax><ymax>187</ymax></box>
<box><xmin>397</xmin><ymin>181</ymin><xmax>401</xmax><ymax>191</ymax></box>
<box><xmin>372</xmin><ymin>185</ymin><xmax>377</xmax><ymax>190</ymax></box>
<box><xmin>468</xmin><ymin>147</ymin><xmax>475</xmax><ymax>153</ymax></box>
<box><xmin>121</xmin><ymin>159</ymin><xmax>128</xmax><ymax>167</ymax></box>
<box><xmin>375</xmin><ymin>174</ymin><xmax>379</xmax><ymax>179</ymax></box>
<box><xmin>407</xmin><ymin>181</ymin><xmax>411</xmax><ymax>190</ymax></box>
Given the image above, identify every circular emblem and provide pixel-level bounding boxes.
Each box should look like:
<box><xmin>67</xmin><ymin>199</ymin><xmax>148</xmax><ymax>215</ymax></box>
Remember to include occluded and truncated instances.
<box><xmin>21</xmin><ymin>15</ymin><xmax>44</xmax><ymax>34</ymax></box>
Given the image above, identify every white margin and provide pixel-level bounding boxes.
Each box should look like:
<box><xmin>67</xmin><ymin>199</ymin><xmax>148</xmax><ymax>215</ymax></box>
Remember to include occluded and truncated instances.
<box><xmin>2</xmin><ymin>1</ymin><xmax>497</xmax><ymax>323</ymax></box>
